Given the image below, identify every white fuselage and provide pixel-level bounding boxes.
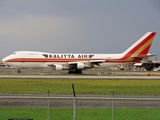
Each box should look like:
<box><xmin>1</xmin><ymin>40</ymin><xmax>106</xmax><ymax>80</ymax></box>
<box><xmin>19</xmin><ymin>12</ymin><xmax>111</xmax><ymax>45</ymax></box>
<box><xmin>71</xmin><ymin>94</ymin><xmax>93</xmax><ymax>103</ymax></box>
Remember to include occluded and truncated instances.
<box><xmin>2</xmin><ymin>51</ymin><xmax>126</xmax><ymax>69</ymax></box>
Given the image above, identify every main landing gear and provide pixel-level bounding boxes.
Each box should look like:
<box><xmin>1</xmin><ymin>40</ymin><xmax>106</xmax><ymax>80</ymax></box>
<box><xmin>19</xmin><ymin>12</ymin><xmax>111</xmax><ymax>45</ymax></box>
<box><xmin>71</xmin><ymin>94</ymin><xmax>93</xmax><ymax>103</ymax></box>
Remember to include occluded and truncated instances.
<box><xmin>68</xmin><ymin>69</ymin><xmax>82</xmax><ymax>74</ymax></box>
<box><xmin>17</xmin><ymin>69</ymin><xmax>21</xmax><ymax>73</ymax></box>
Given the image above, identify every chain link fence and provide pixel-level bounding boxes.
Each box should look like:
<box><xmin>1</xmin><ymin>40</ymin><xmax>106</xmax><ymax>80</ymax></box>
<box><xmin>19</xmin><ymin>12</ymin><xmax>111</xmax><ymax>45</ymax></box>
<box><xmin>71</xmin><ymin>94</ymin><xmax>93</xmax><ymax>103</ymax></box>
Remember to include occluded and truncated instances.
<box><xmin>0</xmin><ymin>95</ymin><xmax>159</xmax><ymax>120</ymax></box>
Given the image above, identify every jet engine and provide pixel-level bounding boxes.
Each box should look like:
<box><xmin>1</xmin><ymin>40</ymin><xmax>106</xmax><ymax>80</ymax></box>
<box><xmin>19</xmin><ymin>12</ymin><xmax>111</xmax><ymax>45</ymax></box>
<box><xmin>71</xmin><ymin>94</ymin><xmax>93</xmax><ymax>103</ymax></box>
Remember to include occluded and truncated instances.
<box><xmin>77</xmin><ymin>62</ymin><xmax>85</xmax><ymax>69</ymax></box>
<box><xmin>55</xmin><ymin>64</ymin><xmax>63</xmax><ymax>70</ymax></box>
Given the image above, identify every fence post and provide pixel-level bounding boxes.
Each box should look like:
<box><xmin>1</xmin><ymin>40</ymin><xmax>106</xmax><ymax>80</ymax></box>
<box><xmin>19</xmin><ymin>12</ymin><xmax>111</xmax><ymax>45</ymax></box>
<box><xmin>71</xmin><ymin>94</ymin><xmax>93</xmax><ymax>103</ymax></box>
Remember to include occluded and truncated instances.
<box><xmin>47</xmin><ymin>90</ymin><xmax>50</xmax><ymax>120</ymax></box>
<box><xmin>72</xmin><ymin>83</ymin><xmax>77</xmax><ymax>120</ymax></box>
<box><xmin>112</xmin><ymin>91</ymin><xmax>114</xmax><ymax>120</ymax></box>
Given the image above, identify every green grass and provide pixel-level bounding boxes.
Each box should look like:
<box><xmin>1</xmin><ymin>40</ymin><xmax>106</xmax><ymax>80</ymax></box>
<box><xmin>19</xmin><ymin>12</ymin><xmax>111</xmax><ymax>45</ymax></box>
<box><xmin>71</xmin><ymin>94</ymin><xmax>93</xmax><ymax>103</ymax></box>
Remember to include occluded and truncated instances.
<box><xmin>1</xmin><ymin>107</ymin><xmax>159</xmax><ymax>120</ymax></box>
<box><xmin>0</xmin><ymin>79</ymin><xmax>160</xmax><ymax>95</ymax></box>
<box><xmin>0</xmin><ymin>78</ymin><xmax>159</xmax><ymax>120</ymax></box>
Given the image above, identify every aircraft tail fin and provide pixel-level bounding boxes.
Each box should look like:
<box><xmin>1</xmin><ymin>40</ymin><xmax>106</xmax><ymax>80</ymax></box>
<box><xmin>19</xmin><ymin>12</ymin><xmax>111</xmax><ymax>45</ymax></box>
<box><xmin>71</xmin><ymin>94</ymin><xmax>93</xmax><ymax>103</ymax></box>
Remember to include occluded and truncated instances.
<box><xmin>122</xmin><ymin>32</ymin><xmax>156</xmax><ymax>59</ymax></box>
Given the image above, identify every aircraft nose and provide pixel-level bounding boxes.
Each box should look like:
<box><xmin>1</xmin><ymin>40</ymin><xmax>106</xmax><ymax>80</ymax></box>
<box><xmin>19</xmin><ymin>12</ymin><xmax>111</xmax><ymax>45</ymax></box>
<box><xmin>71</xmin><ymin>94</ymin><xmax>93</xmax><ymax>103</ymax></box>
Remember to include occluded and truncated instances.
<box><xmin>2</xmin><ymin>57</ymin><xmax>8</xmax><ymax>63</ymax></box>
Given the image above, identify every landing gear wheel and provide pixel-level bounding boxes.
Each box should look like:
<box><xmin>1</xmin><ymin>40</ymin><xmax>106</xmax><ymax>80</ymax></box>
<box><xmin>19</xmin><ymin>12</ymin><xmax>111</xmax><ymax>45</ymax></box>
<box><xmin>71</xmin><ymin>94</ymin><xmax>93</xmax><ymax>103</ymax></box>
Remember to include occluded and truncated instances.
<box><xmin>76</xmin><ymin>70</ymin><xmax>82</xmax><ymax>74</ymax></box>
<box><xmin>17</xmin><ymin>69</ymin><xmax>21</xmax><ymax>73</ymax></box>
<box><xmin>68</xmin><ymin>69</ymin><xmax>75</xmax><ymax>74</ymax></box>
<box><xmin>68</xmin><ymin>69</ymin><xmax>82</xmax><ymax>74</ymax></box>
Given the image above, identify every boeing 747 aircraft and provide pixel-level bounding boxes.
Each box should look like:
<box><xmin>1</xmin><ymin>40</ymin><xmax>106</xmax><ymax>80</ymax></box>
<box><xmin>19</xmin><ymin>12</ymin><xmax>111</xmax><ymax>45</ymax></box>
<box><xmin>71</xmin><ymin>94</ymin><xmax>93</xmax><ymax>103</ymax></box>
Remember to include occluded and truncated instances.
<box><xmin>2</xmin><ymin>32</ymin><xmax>156</xmax><ymax>74</ymax></box>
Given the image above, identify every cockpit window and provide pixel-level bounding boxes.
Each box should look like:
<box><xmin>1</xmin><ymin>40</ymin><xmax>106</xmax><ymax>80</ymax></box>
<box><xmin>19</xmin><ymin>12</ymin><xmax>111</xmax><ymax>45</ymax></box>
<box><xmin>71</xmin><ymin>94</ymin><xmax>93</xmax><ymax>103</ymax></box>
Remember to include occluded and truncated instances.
<box><xmin>13</xmin><ymin>52</ymin><xmax>16</xmax><ymax>54</ymax></box>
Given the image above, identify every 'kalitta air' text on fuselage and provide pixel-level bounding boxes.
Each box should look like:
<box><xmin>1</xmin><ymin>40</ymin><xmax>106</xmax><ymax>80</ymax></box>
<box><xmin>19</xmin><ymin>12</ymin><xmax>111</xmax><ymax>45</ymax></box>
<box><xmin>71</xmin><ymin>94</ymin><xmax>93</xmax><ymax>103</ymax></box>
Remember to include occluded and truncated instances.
<box><xmin>42</xmin><ymin>54</ymin><xmax>94</xmax><ymax>58</ymax></box>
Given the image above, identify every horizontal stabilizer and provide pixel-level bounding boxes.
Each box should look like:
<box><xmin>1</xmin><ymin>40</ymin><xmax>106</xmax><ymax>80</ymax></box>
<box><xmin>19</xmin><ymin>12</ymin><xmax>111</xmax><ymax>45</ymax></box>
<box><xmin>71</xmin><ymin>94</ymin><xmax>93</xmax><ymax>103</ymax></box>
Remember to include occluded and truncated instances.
<box><xmin>131</xmin><ymin>54</ymin><xmax>157</xmax><ymax>59</ymax></box>
<box><xmin>134</xmin><ymin>63</ymin><xmax>143</xmax><ymax>66</ymax></box>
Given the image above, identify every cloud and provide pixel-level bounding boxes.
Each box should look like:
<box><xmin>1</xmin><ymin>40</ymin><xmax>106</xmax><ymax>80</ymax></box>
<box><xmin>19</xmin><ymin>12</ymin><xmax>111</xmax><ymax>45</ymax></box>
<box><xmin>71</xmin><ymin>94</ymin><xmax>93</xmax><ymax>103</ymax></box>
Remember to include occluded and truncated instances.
<box><xmin>0</xmin><ymin>14</ymin><xmax>88</xmax><ymax>42</ymax></box>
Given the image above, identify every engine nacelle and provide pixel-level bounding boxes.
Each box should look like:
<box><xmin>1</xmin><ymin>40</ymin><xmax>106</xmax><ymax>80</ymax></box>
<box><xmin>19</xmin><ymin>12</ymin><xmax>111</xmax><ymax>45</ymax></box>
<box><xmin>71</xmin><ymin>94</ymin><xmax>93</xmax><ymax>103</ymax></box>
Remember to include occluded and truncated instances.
<box><xmin>77</xmin><ymin>62</ymin><xmax>85</xmax><ymax>69</ymax></box>
<box><xmin>55</xmin><ymin>64</ymin><xmax>63</xmax><ymax>70</ymax></box>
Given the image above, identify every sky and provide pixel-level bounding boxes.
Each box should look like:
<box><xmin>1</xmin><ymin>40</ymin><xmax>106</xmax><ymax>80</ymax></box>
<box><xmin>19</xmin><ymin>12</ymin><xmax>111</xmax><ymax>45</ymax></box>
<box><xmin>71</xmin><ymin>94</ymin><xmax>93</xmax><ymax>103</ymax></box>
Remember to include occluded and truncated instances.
<box><xmin>0</xmin><ymin>0</ymin><xmax>160</xmax><ymax>59</ymax></box>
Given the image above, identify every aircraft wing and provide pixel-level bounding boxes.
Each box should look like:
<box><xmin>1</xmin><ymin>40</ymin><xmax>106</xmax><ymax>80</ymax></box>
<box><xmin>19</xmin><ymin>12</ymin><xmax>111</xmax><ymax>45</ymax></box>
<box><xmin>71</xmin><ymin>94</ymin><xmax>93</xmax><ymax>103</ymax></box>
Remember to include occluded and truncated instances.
<box><xmin>47</xmin><ymin>59</ymin><xmax>106</xmax><ymax>69</ymax></box>
<box><xmin>131</xmin><ymin>54</ymin><xmax>157</xmax><ymax>59</ymax></box>
<box><xmin>68</xmin><ymin>60</ymin><xmax>105</xmax><ymax>65</ymax></box>
<box><xmin>89</xmin><ymin>60</ymin><xmax>106</xmax><ymax>65</ymax></box>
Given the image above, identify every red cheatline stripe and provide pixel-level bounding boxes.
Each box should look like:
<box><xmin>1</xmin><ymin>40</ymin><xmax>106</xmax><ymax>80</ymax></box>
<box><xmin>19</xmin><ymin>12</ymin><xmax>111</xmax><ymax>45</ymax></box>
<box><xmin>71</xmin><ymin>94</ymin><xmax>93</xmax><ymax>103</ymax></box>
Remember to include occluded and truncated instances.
<box><xmin>6</xmin><ymin>58</ymin><xmax>106</xmax><ymax>62</ymax></box>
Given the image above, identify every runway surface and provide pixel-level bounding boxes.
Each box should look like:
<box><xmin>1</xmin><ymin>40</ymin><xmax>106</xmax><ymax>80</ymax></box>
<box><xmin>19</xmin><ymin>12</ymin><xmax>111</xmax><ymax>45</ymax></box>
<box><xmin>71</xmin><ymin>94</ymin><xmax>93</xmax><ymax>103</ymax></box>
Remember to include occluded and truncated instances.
<box><xmin>0</xmin><ymin>95</ymin><xmax>159</xmax><ymax>108</ymax></box>
<box><xmin>0</xmin><ymin>68</ymin><xmax>160</xmax><ymax>79</ymax></box>
<box><xmin>0</xmin><ymin>75</ymin><xmax>160</xmax><ymax>79</ymax></box>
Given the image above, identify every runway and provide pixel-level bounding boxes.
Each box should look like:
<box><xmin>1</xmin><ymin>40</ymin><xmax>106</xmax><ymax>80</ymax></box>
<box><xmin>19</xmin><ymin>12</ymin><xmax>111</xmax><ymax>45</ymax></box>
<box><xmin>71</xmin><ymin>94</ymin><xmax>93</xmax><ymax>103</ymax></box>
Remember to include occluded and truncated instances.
<box><xmin>0</xmin><ymin>68</ymin><xmax>160</xmax><ymax>79</ymax></box>
<box><xmin>0</xmin><ymin>95</ymin><xmax>159</xmax><ymax>108</ymax></box>
<box><xmin>0</xmin><ymin>75</ymin><xmax>160</xmax><ymax>79</ymax></box>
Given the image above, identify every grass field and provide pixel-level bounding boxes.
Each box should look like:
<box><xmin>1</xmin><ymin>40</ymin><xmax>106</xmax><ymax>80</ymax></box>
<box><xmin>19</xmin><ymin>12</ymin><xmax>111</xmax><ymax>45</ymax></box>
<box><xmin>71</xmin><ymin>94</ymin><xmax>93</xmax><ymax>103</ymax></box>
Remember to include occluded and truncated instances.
<box><xmin>0</xmin><ymin>78</ymin><xmax>160</xmax><ymax>95</ymax></box>
<box><xmin>0</xmin><ymin>78</ymin><xmax>160</xmax><ymax>120</ymax></box>
<box><xmin>1</xmin><ymin>107</ymin><xmax>159</xmax><ymax>120</ymax></box>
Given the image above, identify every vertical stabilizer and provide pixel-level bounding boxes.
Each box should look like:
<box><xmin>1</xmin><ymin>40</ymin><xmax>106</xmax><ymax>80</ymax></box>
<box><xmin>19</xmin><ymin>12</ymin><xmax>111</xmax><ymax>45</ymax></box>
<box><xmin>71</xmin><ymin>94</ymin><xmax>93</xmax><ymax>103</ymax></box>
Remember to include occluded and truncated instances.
<box><xmin>122</xmin><ymin>32</ymin><xmax>156</xmax><ymax>59</ymax></box>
